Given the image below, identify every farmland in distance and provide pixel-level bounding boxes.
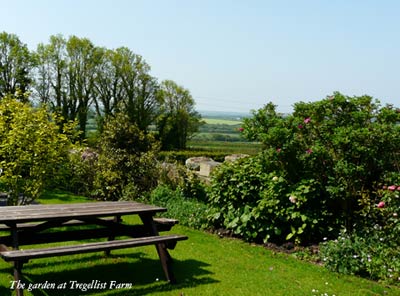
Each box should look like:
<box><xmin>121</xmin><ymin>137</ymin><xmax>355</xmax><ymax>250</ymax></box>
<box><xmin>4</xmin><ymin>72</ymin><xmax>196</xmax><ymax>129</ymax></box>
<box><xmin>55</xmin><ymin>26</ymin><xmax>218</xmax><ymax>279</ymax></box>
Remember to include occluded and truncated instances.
<box><xmin>189</xmin><ymin>111</ymin><xmax>261</xmax><ymax>155</ymax></box>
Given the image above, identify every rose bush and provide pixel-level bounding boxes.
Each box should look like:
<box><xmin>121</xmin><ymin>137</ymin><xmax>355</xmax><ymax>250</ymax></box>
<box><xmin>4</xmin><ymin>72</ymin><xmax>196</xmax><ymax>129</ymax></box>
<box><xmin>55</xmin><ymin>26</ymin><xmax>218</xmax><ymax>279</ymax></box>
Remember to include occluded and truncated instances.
<box><xmin>207</xmin><ymin>92</ymin><xmax>400</xmax><ymax>244</ymax></box>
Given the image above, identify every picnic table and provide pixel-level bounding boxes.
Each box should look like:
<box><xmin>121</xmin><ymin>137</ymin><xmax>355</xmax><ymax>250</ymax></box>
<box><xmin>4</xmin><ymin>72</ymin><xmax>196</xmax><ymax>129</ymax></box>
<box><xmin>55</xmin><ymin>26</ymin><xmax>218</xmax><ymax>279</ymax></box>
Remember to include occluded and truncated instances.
<box><xmin>0</xmin><ymin>201</ymin><xmax>188</xmax><ymax>296</ymax></box>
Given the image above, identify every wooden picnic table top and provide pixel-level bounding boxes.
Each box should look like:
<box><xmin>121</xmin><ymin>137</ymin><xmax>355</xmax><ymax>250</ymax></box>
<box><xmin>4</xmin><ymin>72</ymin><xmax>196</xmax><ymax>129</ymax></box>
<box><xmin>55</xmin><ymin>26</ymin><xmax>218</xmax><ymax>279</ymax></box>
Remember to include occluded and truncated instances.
<box><xmin>0</xmin><ymin>201</ymin><xmax>167</xmax><ymax>224</ymax></box>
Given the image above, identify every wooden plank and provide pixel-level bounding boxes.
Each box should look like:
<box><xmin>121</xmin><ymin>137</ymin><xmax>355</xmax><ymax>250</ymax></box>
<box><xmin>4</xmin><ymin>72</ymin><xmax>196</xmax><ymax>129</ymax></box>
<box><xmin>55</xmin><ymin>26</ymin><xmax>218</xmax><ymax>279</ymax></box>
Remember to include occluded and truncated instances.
<box><xmin>0</xmin><ymin>225</ymin><xmax>149</xmax><ymax>246</ymax></box>
<box><xmin>0</xmin><ymin>220</ymin><xmax>177</xmax><ymax>246</ymax></box>
<box><xmin>153</xmin><ymin>218</ymin><xmax>179</xmax><ymax>225</ymax></box>
<box><xmin>0</xmin><ymin>202</ymin><xmax>161</xmax><ymax>214</ymax></box>
<box><xmin>0</xmin><ymin>235</ymin><xmax>188</xmax><ymax>261</ymax></box>
<box><xmin>0</xmin><ymin>202</ymin><xmax>166</xmax><ymax>224</ymax></box>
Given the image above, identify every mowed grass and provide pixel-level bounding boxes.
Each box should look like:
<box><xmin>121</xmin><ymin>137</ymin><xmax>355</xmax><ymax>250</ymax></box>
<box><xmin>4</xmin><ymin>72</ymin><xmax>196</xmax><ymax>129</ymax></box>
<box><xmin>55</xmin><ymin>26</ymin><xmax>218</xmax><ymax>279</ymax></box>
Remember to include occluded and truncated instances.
<box><xmin>1</xmin><ymin>192</ymin><xmax>399</xmax><ymax>296</ymax></box>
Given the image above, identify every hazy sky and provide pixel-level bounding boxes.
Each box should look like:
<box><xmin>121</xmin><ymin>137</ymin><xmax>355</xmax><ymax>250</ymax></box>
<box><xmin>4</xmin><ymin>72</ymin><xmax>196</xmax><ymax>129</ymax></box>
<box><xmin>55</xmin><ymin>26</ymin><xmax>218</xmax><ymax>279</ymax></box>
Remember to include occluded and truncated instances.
<box><xmin>2</xmin><ymin>0</ymin><xmax>400</xmax><ymax>113</ymax></box>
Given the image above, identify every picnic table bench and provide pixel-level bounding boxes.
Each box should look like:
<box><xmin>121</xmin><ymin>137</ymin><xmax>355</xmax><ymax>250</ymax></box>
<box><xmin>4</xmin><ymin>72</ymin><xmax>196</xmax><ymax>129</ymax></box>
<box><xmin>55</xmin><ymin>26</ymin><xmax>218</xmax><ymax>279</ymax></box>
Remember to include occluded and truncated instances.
<box><xmin>0</xmin><ymin>201</ymin><xmax>188</xmax><ymax>296</ymax></box>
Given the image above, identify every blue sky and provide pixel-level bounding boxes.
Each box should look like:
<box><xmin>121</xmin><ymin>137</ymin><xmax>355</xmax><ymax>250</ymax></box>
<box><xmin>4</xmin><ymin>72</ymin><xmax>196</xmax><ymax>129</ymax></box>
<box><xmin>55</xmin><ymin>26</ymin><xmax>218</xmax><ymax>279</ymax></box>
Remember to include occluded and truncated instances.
<box><xmin>2</xmin><ymin>0</ymin><xmax>400</xmax><ymax>113</ymax></box>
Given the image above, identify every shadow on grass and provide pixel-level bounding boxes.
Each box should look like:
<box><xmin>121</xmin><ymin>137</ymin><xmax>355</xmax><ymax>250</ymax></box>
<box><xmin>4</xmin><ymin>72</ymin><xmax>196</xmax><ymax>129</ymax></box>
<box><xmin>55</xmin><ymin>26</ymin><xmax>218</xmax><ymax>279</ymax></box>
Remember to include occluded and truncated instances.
<box><xmin>2</xmin><ymin>254</ymin><xmax>216</xmax><ymax>296</ymax></box>
<box><xmin>0</xmin><ymin>285</ymin><xmax>11</xmax><ymax>296</ymax></box>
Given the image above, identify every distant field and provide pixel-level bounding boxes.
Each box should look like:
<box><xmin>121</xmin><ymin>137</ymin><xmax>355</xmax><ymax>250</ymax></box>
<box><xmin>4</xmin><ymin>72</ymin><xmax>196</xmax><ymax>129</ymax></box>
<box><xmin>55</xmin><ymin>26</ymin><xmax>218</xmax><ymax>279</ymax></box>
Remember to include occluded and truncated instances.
<box><xmin>193</xmin><ymin>132</ymin><xmax>241</xmax><ymax>138</ymax></box>
<box><xmin>188</xmin><ymin>140</ymin><xmax>261</xmax><ymax>155</ymax></box>
<box><xmin>202</xmin><ymin>118</ymin><xmax>242</xmax><ymax>125</ymax></box>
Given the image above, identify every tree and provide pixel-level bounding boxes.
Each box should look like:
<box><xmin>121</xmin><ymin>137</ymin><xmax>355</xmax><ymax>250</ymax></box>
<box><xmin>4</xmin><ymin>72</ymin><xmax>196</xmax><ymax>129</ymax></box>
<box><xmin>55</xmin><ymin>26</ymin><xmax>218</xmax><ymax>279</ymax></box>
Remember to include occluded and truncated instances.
<box><xmin>66</xmin><ymin>36</ymin><xmax>101</xmax><ymax>138</ymax></box>
<box><xmin>93</xmin><ymin>47</ymin><xmax>160</xmax><ymax>132</ymax></box>
<box><xmin>0</xmin><ymin>95</ymin><xmax>75</xmax><ymax>205</ymax></box>
<box><xmin>92</xmin><ymin>113</ymin><xmax>159</xmax><ymax>200</ymax></box>
<box><xmin>92</xmin><ymin>48</ymin><xmax>124</xmax><ymax>128</ymax></box>
<box><xmin>157</xmin><ymin>80</ymin><xmax>202</xmax><ymax>150</ymax></box>
<box><xmin>34</xmin><ymin>34</ymin><xmax>68</xmax><ymax>114</ymax></box>
<box><xmin>0</xmin><ymin>32</ymin><xmax>34</xmax><ymax>101</ymax></box>
<box><xmin>34</xmin><ymin>35</ymin><xmax>101</xmax><ymax>138</ymax></box>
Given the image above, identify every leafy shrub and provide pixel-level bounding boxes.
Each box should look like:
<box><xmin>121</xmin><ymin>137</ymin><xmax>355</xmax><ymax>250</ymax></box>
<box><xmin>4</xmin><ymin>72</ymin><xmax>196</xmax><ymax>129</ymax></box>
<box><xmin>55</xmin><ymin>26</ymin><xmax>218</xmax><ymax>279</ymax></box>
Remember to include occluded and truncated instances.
<box><xmin>91</xmin><ymin>113</ymin><xmax>159</xmax><ymax>200</ymax></box>
<box><xmin>0</xmin><ymin>96</ymin><xmax>76</xmax><ymax>205</ymax></box>
<box><xmin>320</xmin><ymin>227</ymin><xmax>400</xmax><ymax>284</ymax></box>
<box><xmin>158</xmin><ymin>162</ymin><xmax>208</xmax><ymax>202</ymax></box>
<box><xmin>320</xmin><ymin>178</ymin><xmax>400</xmax><ymax>284</ymax></box>
<box><xmin>208</xmin><ymin>93</ymin><xmax>400</xmax><ymax>244</ymax></box>
<box><xmin>57</xmin><ymin>147</ymin><xmax>98</xmax><ymax>195</ymax></box>
<box><xmin>149</xmin><ymin>185</ymin><xmax>208</xmax><ymax>229</ymax></box>
<box><xmin>208</xmin><ymin>155</ymin><xmax>330</xmax><ymax>244</ymax></box>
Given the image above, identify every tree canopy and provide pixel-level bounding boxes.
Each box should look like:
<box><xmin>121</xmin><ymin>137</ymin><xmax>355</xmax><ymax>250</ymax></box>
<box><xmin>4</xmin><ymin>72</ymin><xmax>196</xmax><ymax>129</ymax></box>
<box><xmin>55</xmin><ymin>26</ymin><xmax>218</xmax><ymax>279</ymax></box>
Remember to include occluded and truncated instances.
<box><xmin>0</xmin><ymin>32</ymin><xmax>34</xmax><ymax>101</ymax></box>
<box><xmin>157</xmin><ymin>80</ymin><xmax>203</xmax><ymax>150</ymax></box>
<box><xmin>1</xmin><ymin>31</ymin><xmax>201</xmax><ymax>148</ymax></box>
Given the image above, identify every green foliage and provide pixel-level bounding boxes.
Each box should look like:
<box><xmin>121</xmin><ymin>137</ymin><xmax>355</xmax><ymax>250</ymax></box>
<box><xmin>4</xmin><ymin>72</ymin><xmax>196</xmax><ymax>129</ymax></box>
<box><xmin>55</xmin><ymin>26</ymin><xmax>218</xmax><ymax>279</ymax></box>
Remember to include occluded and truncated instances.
<box><xmin>208</xmin><ymin>93</ymin><xmax>400</xmax><ymax>244</ymax></box>
<box><xmin>93</xmin><ymin>47</ymin><xmax>160</xmax><ymax>132</ymax></box>
<box><xmin>157</xmin><ymin>162</ymin><xmax>208</xmax><ymax>202</ymax></box>
<box><xmin>149</xmin><ymin>185</ymin><xmax>208</xmax><ymax>229</ymax></box>
<box><xmin>0</xmin><ymin>32</ymin><xmax>34</xmax><ymax>99</ymax></box>
<box><xmin>0</xmin><ymin>96</ymin><xmax>75</xmax><ymax>205</ymax></box>
<box><xmin>320</xmin><ymin>227</ymin><xmax>400</xmax><ymax>284</ymax></box>
<box><xmin>91</xmin><ymin>113</ymin><xmax>159</xmax><ymax>200</ymax></box>
<box><xmin>58</xmin><ymin>147</ymin><xmax>98</xmax><ymax>195</ymax></box>
<box><xmin>157</xmin><ymin>80</ymin><xmax>203</xmax><ymax>150</ymax></box>
<box><xmin>207</xmin><ymin>156</ymin><xmax>329</xmax><ymax>243</ymax></box>
<box><xmin>320</xmin><ymin>179</ymin><xmax>400</xmax><ymax>284</ymax></box>
<box><xmin>35</xmin><ymin>34</ymin><xmax>101</xmax><ymax>138</ymax></box>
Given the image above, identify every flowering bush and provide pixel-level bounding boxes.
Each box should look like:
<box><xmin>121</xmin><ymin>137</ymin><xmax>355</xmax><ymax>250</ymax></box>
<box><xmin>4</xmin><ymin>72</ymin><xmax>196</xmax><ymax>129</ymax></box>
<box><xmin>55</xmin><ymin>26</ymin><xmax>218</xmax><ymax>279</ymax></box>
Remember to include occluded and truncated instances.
<box><xmin>208</xmin><ymin>92</ymin><xmax>400</xmax><ymax>244</ymax></box>
<box><xmin>320</xmin><ymin>226</ymin><xmax>400</xmax><ymax>284</ymax></box>
<box><xmin>320</xmin><ymin>176</ymin><xmax>400</xmax><ymax>284</ymax></box>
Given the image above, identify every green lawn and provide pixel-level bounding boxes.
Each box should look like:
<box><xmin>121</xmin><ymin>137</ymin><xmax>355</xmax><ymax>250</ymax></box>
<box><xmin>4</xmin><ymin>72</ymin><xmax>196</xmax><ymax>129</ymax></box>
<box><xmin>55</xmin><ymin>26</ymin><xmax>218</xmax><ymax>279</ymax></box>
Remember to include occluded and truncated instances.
<box><xmin>0</xmin><ymin>193</ymin><xmax>399</xmax><ymax>296</ymax></box>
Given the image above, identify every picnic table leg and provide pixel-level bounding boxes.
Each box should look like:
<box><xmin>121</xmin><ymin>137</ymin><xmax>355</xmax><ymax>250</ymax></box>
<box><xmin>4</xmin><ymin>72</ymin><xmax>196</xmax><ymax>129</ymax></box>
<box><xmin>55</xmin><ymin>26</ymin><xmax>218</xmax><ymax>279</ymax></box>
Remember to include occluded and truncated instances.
<box><xmin>10</xmin><ymin>224</ymin><xmax>25</xmax><ymax>296</ymax></box>
<box><xmin>14</xmin><ymin>261</ymin><xmax>24</xmax><ymax>296</ymax></box>
<box><xmin>139</xmin><ymin>214</ymin><xmax>176</xmax><ymax>284</ymax></box>
<box><xmin>105</xmin><ymin>215</ymin><xmax>122</xmax><ymax>256</ymax></box>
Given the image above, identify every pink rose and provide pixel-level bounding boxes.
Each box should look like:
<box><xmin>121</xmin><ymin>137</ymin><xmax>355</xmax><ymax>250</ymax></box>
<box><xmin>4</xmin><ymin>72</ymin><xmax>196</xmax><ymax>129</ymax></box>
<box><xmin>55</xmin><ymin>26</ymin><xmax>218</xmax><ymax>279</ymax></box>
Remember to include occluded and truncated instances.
<box><xmin>239</xmin><ymin>127</ymin><xmax>244</xmax><ymax>132</ymax></box>
<box><xmin>377</xmin><ymin>201</ymin><xmax>385</xmax><ymax>208</ymax></box>
<box><xmin>304</xmin><ymin>117</ymin><xmax>311</xmax><ymax>124</ymax></box>
<box><xmin>388</xmin><ymin>185</ymin><xmax>397</xmax><ymax>191</ymax></box>
<box><xmin>298</xmin><ymin>124</ymin><xmax>303</xmax><ymax>129</ymax></box>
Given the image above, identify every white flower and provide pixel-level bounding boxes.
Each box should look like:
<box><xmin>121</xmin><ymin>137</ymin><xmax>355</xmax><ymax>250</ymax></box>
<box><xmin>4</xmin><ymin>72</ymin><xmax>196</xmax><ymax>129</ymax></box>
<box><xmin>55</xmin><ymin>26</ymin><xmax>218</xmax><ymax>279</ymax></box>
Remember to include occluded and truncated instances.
<box><xmin>289</xmin><ymin>195</ymin><xmax>297</xmax><ymax>204</ymax></box>
<box><xmin>272</xmin><ymin>176</ymin><xmax>279</xmax><ymax>182</ymax></box>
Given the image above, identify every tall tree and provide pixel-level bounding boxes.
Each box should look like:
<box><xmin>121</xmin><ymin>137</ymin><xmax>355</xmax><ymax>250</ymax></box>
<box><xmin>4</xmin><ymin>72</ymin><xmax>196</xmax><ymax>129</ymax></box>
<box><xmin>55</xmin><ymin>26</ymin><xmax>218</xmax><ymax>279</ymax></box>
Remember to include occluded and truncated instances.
<box><xmin>35</xmin><ymin>35</ymin><xmax>101</xmax><ymax>137</ymax></box>
<box><xmin>0</xmin><ymin>32</ymin><xmax>33</xmax><ymax>101</ymax></box>
<box><xmin>66</xmin><ymin>36</ymin><xmax>101</xmax><ymax>137</ymax></box>
<box><xmin>93</xmin><ymin>47</ymin><xmax>160</xmax><ymax>132</ymax></box>
<box><xmin>92</xmin><ymin>48</ymin><xmax>124</xmax><ymax>127</ymax></box>
<box><xmin>34</xmin><ymin>34</ymin><xmax>68</xmax><ymax>114</ymax></box>
<box><xmin>156</xmin><ymin>80</ymin><xmax>202</xmax><ymax>150</ymax></box>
